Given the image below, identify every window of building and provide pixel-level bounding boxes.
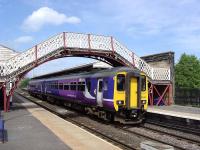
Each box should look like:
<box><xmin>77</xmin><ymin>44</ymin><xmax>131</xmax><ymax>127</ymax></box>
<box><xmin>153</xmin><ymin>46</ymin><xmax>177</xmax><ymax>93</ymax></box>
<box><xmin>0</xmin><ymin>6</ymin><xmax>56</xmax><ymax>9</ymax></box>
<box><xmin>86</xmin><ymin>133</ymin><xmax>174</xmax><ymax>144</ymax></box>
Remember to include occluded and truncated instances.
<box><xmin>117</xmin><ymin>74</ymin><xmax>125</xmax><ymax>91</ymax></box>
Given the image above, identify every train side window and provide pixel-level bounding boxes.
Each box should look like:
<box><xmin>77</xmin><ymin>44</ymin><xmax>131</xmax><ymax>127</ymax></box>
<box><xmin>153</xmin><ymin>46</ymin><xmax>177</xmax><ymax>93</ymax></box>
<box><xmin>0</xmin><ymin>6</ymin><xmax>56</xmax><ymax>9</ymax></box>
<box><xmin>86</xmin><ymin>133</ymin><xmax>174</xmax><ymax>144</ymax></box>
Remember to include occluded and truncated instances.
<box><xmin>99</xmin><ymin>81</ymin><xmax>103</xmax><ymax>92</ymax></box>
<box><xmin>86</xmin><ymin>81</ymin><xmax>91</xmax><ymax>92</ymax></box>
<box><xmin>55</xmin><ymin>83</ymin><xmax>58</xmax><ymax>89</ymax></box>
<box><xmin>78</xmin><ymin>84</ymin><xmax>85</xmax><ymax>91</ymax></box>
<box><xmin>59</xmin><ymin>83</ymin><xmax>63</xmax><ymax>90</ymax></box>
<box><xmin>64</xmin><ymin>85</ymin><xmax>69</xmax><ymax>90</ymax></box>
<box><xmin>141</xmin><ymin>75</ymin><xmax>146</xmax><ymax>91</ymax></box>
<box><xmin>117</xmin><ymin>74</ymin><xmax>125</xmax><ymax>91</ymax></box>
<box><xmin>71</xmin><ymin>82</ymin><xmax>77</xmax><ymax>91</ymax></box>
<box><xmin>81</xmin><ymin>84</ymin><xmax>85</xmax><ymax>91</ymax></box>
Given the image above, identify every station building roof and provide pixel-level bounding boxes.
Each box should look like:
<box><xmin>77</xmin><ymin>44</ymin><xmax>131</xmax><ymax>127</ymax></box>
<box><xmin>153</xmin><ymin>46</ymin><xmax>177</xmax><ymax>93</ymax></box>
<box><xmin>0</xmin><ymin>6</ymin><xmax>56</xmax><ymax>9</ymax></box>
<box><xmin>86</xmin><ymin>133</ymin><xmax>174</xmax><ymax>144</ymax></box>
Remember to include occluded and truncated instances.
<box><xmin>141</xmin><ymin>51</ymin><xmax>174</xmax><ymax>63</ymax></box>
<box><xmin>0</xmin><ymin>45</ymin><xmax>19</xmax><ymax>83</ymax></box>
<box><xmin>0</xmin><ymin>44</ymin><xmax>19</xmax><ymax>62</ymax></box>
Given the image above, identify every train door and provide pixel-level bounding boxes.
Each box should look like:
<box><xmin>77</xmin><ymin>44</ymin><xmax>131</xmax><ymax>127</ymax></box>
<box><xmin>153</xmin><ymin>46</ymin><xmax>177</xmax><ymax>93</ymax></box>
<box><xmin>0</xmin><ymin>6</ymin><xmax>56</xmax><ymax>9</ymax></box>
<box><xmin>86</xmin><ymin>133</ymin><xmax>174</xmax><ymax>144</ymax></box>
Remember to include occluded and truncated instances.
<box><xmin>44</xmin><ymin>82</ymin><xmax>47</xmax><ymax>95</ymax></box>
<box><xmin>97</xmin><ymin>79</ymin><xmax>103</xmax><ymax>107</ymax></box>
<box><xmin>130</xmin><ymin>77</ymin><xmax>138</xmax><ymax>108</ymax></box>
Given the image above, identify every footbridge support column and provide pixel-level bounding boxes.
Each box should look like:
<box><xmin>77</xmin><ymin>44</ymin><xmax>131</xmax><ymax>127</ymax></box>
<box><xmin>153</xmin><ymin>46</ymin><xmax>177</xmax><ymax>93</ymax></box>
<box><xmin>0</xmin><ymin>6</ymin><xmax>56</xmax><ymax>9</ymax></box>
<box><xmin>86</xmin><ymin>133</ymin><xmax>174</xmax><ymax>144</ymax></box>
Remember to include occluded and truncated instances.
<box><xmin>0</xmin><ymin>79</ymin><xmax>19</xmax><ymax>112</ymax></box>
<box><xmin>3</xmin><ymin>85</ymin><xmax>8</xmax><ymax>112</ymax></box>
<box><xmin>149</xmin><ymin>82</ymin><xmax>173</xmax><ymax>106</ymax></box>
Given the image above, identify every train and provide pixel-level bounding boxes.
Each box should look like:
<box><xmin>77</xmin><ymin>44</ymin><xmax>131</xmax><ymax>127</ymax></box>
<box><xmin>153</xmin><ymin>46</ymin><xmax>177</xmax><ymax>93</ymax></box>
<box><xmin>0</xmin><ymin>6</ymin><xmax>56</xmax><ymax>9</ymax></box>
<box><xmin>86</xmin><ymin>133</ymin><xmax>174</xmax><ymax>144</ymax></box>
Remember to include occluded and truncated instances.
<box><xmin>28</xmin><ymin>67</ymin><xmax>148</xmax><ymax>124</ymax></box>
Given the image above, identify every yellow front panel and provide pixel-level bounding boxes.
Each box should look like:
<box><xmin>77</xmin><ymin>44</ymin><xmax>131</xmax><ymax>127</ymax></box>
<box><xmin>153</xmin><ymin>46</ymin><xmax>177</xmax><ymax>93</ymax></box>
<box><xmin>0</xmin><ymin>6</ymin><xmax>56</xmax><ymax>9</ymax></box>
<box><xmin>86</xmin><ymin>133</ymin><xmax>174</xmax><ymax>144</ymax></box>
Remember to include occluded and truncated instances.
<box><xmin>140</xmin><ymin>73</ymin><xmax>148</xmax><ymax>110</ymax></box>
<box><xmin>130</xmin><ymin>77</ymin><xmax>138</xmax><ymax>108</ymax></box>
<box><xmin>141</xmin><ymin>78</ymin><xmax>148</xmax><ymax>110</ymax></box>
<box><xmin>113</xmin><ymin>72</ymin><xmax>126</xmax><ymax>111</ymax></box>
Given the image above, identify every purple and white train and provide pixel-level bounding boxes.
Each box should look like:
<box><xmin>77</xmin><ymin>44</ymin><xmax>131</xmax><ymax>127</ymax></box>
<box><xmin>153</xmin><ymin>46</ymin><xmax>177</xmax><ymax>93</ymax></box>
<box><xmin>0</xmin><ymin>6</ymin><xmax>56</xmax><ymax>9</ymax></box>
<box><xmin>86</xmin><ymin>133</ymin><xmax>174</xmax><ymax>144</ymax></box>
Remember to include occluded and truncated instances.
<box><xmin>28</xmin><ymin>67</ymin><xmax>148</xmax><ymax>124</ymax></box>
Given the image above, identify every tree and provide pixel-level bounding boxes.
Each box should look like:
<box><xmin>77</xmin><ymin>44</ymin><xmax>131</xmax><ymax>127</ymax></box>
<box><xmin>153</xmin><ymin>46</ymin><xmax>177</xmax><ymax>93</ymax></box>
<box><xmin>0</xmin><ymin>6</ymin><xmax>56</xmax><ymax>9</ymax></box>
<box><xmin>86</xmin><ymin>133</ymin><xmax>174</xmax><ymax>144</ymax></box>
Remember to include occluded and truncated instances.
<box><xmin>19</xmin><ymin>78</ymin><xmax>31</xmax><ymax>88</ymax></box>
<box><xmin>175</xmin><ymin>53</ymin><xmax>200</xmax><ymax>88</ymax></box>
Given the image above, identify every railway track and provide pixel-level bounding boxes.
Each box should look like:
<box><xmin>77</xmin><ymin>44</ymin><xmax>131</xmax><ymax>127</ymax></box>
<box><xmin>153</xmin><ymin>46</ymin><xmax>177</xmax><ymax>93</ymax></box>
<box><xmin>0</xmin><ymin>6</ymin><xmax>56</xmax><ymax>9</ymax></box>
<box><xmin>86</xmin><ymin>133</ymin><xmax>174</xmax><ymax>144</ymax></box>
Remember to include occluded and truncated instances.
<box><xmin>145</xmin><ymin>119</ymin><xmax>200</xmax><ymax>136</ymax></box>
<box><xmin>142</xmin><ymin>122</ymin><xmax>200</xmax><ymax>145</ymax></box>
<box><xmin>15</xmin><ymin>89</ymin><xmax>200</xmax><ymax>150</ymax></box>
<box><xmin>122</xmin><ymin>125</ymin><xmax>200</xmax><ymax>150</ymax></box>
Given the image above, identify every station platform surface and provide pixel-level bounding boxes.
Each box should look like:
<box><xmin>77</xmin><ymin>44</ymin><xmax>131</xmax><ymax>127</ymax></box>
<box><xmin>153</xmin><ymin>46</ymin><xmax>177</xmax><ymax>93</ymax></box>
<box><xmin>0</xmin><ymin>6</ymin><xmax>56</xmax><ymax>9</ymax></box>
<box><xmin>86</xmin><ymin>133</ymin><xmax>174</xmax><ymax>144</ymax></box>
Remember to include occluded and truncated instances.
<box><xmin>147</xmin><ymin>105</ymin><xmax>200</xmax><ymax>121</ymax></box>
<box><xmin>0</xmin><ymin>94</ymin><xmax>121</xmax><ymax>150</ymax></box>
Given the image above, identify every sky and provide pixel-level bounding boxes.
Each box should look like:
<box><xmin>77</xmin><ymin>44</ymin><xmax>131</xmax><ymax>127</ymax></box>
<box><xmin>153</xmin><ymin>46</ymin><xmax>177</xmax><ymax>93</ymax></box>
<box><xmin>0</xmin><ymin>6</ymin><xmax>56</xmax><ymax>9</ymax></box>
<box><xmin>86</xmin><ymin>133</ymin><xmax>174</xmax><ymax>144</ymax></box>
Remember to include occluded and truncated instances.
<box><xmin>1</xmin><ymin>0</ymin><xmax>200</xmax><ymax>77</ymax></box>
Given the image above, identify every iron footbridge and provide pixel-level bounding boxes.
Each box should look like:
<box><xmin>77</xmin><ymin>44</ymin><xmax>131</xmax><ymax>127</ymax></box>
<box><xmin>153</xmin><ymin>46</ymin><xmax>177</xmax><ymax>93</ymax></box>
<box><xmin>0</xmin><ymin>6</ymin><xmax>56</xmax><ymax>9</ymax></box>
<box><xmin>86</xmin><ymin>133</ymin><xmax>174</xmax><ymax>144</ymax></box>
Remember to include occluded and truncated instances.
<box><xmin>0</xmin><ymin>32</ymin><xmax>171</xmax><ymax>111</ymax></box>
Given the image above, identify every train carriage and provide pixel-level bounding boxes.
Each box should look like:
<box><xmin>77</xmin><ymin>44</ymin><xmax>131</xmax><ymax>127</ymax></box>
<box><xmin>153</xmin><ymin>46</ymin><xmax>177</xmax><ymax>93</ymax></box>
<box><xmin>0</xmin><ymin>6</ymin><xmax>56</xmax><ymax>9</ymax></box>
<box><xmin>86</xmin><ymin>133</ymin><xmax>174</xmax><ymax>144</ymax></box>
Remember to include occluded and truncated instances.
<box><xmin>28</xmin><ymin>67</ymin><xmax>148</xmax><ymax>124</ymax></box>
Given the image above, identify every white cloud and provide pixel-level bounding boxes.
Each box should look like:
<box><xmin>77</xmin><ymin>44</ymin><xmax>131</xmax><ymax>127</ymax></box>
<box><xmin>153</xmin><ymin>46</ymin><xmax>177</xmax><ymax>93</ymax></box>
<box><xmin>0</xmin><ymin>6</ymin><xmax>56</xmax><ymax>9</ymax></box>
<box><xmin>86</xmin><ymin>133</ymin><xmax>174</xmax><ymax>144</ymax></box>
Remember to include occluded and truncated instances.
<box><xmin>97</xmin><ymin>0</ymin><xmax>200</xmax><ymax>35</ymax></box>
<box><xmin>14</xmin><ymin>36</ymin><xmax>33</xmax><ymax>44</ymax></box>
<box><xmin>22</xmin><ymin>7</ymin><xmax>81</xmax><ymax>31</ymax></box>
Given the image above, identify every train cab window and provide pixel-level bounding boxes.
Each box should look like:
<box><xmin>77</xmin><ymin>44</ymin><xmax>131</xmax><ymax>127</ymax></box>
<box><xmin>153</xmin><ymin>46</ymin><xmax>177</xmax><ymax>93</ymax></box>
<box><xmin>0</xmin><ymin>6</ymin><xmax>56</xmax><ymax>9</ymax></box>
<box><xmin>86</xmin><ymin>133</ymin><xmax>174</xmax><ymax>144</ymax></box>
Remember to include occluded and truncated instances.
<box><xmin>99</xmin><ymin>81</ymin><xmax>103</xmax><ymax>92</ymax></box>
<box><xmin>117</xmin><ymin>74</ymin><xmax>125</xmax><ymax>91</ymax></box>
<box><xmin>86</xmin><ymin>81</ymin><xmax>91</xmax><ymax>92</ymax></box>
<box><xmin>64</xmin><ymin>85</ymin><xmax>69</xmax><ymax>90</ymax></box>
<box><xmin>141</xmin><ymin>75</ymin><xmax>146</xmax><ymax>91</ymax></box>
<box><xmin>59</xmin><ymin>83</ymin><xmax>63</xmax><ymax>90</ymax></box>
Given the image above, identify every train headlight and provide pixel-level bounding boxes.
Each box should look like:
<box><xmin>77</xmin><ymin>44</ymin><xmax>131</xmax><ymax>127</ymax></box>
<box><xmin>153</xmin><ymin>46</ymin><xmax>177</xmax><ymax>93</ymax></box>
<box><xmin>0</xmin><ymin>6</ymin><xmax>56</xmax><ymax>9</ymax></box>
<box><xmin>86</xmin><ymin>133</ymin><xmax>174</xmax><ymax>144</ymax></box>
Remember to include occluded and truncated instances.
<box><xmin>141</xmin><ymin>100</ymin><xmax>146</xmax><ymax>104</ymax></box>
<box><xmin>117</xmin><ymin>100</ymin><xmax>124</xmax><ymax>105</ymax></box>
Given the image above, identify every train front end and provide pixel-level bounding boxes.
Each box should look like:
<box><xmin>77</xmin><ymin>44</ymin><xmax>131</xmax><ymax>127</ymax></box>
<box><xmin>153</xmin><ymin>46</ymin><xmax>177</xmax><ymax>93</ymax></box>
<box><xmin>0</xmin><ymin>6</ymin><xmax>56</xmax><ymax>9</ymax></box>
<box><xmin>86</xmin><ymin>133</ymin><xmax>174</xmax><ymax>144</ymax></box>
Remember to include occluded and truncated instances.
<box><xmin>113</xmin><ymin>70</ymin><xmax>148</xmax><ymax>124</ymax></box>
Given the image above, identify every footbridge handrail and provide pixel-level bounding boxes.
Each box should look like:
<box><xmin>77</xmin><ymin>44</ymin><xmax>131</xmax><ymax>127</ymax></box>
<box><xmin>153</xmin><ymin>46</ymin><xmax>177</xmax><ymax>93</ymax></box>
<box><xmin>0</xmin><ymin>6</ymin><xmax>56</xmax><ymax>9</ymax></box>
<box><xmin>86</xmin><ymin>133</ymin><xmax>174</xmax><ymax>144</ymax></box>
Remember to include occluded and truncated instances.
<box><xmin>0</xmin><ymin>32</ymin><xmax>170</xmax><ymax>81</ymax></box>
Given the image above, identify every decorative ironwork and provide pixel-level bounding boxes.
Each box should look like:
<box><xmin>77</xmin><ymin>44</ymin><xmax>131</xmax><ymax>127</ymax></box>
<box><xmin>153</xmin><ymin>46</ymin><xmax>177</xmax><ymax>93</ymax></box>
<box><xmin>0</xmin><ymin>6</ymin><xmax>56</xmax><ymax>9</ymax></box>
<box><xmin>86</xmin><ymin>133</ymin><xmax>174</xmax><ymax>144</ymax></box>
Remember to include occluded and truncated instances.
<box><xmin>0</xmin><ymin>32</ymin><xmax>171</xmax><ymax>82</ymax></box>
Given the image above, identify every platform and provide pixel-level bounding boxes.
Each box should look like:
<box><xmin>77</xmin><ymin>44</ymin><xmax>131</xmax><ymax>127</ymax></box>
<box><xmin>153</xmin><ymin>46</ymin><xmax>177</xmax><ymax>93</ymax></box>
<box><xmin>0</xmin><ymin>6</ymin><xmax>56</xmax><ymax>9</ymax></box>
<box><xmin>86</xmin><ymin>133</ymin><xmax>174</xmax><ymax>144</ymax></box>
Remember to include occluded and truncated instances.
<box><xmin>147</xmin><ymin>105</ymin><xmax>200</xmax><ymax>121</ymax></box>
<box><xmin>0</xmin><ymin>93</ymin><xmax>121</xmax><ymax>150</ymax></box>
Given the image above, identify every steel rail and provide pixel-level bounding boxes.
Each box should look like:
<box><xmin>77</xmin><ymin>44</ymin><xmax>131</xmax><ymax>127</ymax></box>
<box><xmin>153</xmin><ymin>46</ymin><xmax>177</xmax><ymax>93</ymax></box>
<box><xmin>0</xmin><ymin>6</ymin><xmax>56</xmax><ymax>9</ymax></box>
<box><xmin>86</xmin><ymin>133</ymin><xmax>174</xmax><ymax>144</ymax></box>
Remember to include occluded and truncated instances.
<box><xmin>141</xmin><ymin>124</ymin><xmax>200</xmax><ymax>146</ymax></box>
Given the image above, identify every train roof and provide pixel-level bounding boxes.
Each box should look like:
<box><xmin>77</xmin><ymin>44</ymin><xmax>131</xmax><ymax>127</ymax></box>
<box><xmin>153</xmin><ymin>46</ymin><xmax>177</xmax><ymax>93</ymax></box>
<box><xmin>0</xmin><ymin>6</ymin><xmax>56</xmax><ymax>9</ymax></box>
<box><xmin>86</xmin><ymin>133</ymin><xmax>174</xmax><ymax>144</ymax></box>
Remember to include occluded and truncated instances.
<box><xmin>29</xmin><ymin>67</ymin><xmax>141</xmax><ymax>83</ymax></box>
<box><xmin>32</xmin><ymin>61</ymin><xmax>112</xmax><ymax>80</ymax></box>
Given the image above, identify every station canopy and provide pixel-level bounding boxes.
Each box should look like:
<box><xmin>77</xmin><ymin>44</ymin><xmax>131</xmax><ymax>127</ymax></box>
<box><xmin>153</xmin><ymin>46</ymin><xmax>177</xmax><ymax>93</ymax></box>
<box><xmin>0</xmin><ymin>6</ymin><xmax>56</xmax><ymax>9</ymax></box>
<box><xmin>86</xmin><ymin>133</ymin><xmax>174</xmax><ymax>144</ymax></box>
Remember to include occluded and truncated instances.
<box><xmin>0</xmin><ymin>45</ymin><xmax>19</xmax><ymax>82</ymax></box>
<box><xmin>0</xmin><ymin>45</ymin><xmax>19</xmax><ymax>62</ymax></box>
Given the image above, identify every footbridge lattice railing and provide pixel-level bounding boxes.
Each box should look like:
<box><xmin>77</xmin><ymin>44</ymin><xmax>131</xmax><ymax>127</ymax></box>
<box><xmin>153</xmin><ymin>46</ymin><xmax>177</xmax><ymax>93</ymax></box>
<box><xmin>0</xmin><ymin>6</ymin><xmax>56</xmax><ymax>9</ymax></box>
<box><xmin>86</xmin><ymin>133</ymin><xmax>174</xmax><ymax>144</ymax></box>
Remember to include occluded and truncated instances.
<box><xmin>0</xmin><ymin>32</ymin><xmax>170</xmax><ymax>81</ymax></box>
